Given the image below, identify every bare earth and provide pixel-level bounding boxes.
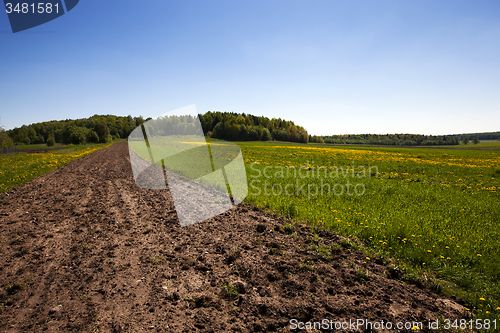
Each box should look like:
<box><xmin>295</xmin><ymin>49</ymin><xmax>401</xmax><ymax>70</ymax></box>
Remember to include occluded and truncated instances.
<box><xmin>0</xmin><ymin>143</ymin><xmax>469</xmax><ymax>332</ymax></box>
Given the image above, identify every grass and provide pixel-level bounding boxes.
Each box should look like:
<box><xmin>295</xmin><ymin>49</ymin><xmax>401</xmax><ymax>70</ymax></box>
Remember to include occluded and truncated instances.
<box><xmin>238</xmin><ymin>141</ymin><xmax>500</xmax><ymax>320</ymax></box>
<box><xmin>14</xmin><ymin>142</ymin><xmax>66</xmax><ymax>150</ymax></box>
<box><xmin>0</xmin><ymin>142</ymin><xmax>114</xmax><ymax>193</ymax></box>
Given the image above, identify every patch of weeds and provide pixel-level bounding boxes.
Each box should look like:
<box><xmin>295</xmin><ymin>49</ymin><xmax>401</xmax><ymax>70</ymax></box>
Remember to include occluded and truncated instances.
<box><xmin>220</xmin><ymin>282</ymin><xmax>239</xmax><ymax>300</ymax></box>
<box><xmin>340</xmin><ymin>238</ymin><xmax>354</xmax><ymax>249</ymax></box>
<box><xmin>355</xmin><ymin>267</ymin><xmax>368</xmax><ymax>282</ymax></box>
<box><xmin>308</xmin><ymin>243</ymin><xmax>332</xmax><ymax>261</ymax></box>
<box><xmin>4</xmin><ymin>282</ymin><xmax>22</xmax><ymax>295</ymax></box>
<box><xmin>309</xmin><ymin>244</ymin><xmax>318</xmax><ymax>253</ymax></box>
<box><xmin>150</xmin><ymin>256</ymin><xmax>164</xmax><ymax>265</ymax></box>
<box><xmin>287</xmin><ymin>202</ymin><xmax>298</xmax><ymax>219</ymax></box>
<box><xmin>299</xmin><ymin>261</ymin><xmax>315</xmax><ymax>272</ymax></box>
<box><xmin>318</xmin><ymin>244</ymin><xmax>332</xmax><ymax>261</ymax></box>
<box><xmin>4</xmin><ymin>276</ymin><xmax>31</xmax><ymax>295</ymax></box>
<box><xmin>191</xmin><ymin>295</ymin><xmax>212</xmax><ymax>308</ymax></box>
<box><xmin>430</xmin><ymin>279</ymin><xmax>446</xmax><ymax>294</ymax></box>
<box><xmin>283</xmin><ymin>223</ymin><xmax>295</xmax><ymax>234</ymax></box>
<box><xmin>310</xmin><ymin>229</ymin><xmax>322</xmax><ymax>240</ymax></box>
<box><xmin>330</xmin><ymin>242</ymin><xmax>343</xmax><ymax>254</ymax></box>
<box><xmin>233</xmin><ymin>265</ymin><xmax>251</xmax><ymax>278</ymax></box>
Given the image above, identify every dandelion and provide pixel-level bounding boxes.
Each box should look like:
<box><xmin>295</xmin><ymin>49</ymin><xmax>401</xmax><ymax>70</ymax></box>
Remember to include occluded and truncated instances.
<box><xmin>480</xmin><ymin>298</ymin><xmax>485</xmax><ymax>301</ymax></box>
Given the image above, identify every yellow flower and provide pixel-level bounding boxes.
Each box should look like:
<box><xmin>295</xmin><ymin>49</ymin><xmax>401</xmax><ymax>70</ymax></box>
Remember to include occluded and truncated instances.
<box><xmin>480</xmin><ymin>297</ymin><xmax>485</xmax><ymax>301</ymax></box>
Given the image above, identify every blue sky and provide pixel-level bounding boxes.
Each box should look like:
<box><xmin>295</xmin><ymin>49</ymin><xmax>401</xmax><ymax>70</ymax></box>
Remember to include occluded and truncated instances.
<box><xmin>1</xmin><ymin>0</ymin><xmax>499</xmax><ymax>135</ymax></box>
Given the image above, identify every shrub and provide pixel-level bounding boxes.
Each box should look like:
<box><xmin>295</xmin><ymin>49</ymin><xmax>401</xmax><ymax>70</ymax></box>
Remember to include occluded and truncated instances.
<box><xmin>46</xmin><ymin>136</ymin><xmax>55</xmax><ymax>147</ymax></box>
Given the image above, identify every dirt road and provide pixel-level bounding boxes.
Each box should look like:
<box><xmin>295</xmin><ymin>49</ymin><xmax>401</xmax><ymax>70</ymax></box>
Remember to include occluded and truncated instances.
<box><xmin>0</xmin><ymin>143</ymin><xmax>468</xmax><ymax>332</ymax></box>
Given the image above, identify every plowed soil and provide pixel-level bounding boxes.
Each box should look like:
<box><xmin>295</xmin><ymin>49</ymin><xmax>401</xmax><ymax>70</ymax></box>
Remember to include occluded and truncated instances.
<box><xmin>0</xmin><ymin>143</ymin><xmax>469</xmax><ymax>332</ymax></box>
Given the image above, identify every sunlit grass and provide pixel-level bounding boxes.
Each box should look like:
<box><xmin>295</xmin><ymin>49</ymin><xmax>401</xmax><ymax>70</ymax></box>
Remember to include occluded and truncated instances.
<box><xmin>0</xmin><ymin>143</ymin><xmax>113</xmax><ymax>193</ymax></box>
<box><xmin>238</xmin><ymin>141</ymin><xmax>500</xmax><ymax>320</ymax></box>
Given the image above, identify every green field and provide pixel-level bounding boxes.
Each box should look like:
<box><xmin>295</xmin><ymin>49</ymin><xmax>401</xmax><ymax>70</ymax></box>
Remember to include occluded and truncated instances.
<box><xmin>239</xmin><ymin>141</ymin><xmax>500</xmax><ymax>319</ymax></box>
<box><xmin>0</xmin><ymin>142</ymin><xmax>113</xmax><ymax>193</ymax></box>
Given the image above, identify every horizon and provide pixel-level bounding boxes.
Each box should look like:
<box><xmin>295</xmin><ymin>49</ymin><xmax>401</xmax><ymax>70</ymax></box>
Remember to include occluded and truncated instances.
<box><xmin>3</xmin><ymin>112</ymin><xmax>498</xmax><ymax>138</ymax></box>
<box><xmin>1</xmin><ymin>0</ymin><xmax>499</xmax><ymax>135</ymax></box>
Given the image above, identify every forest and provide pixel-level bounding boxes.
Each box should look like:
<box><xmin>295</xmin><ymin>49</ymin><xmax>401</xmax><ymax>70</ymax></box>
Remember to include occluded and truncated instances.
<box><xmin>321</xmin><ymin>133</ymin><xmax>461</xmax><ymax>146</ymax></box>
<box><xmin>3</xmin><ymin>112</ymin><xmax>499</xmax><ymax>147</ymax></box>
<box><xmin>4</xmin><ymin>111</ymin><xmax>310</xmax><ymax>146</ymax></box>
<box><xmin>6</xmin><ymin>115</ymin><xmax>149</xmax><ymax>146</ymax></box>
<box><xmin>199</xmin><ymin>111</ymin><xmax>309</xmax><ymax>143</ymax></box>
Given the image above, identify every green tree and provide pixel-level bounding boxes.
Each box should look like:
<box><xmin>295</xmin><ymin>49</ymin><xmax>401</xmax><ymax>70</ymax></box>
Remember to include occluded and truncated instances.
<box><xmin>261</xmin><ymin>127</ymin><xmax>272</xmax><ymax>141</ymax></box>
<box><xmin>94</xmin><ymin>122</ymin><xmax>111</xmax><ymax>143</ymax></box>
<box><xmin>70</xmin><ymin>127</ymin><xmax>89</xmax><ymax>145</ymax></box>
<box><xmin>46</xmin><ymin>135</ymin><xmax>55</xmax><ymax>147</ymax></box>
<box><xmin>473</xmin><ymin>137</ymin><xmax>479</xmax><ymax>144</ymax></box>
<box><xmin>462</xmin><ymin>136</ymin><xmax>469</xmax><ymax>145</ymax></box>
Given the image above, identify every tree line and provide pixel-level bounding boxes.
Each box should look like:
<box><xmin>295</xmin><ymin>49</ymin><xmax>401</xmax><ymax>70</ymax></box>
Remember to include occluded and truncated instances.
<box><xmin>6</xmin><ymin>115</ymin><xmax>149</xmax><ymax>146</ymax></box>
<box><xmin>320</xmin><ymin>133</ymin><xmax>460</xmax><ymax>146</ymax></box>
<box><xmin>5</xmin><ymin>111</ymin><xmax>310</xmax><ymax>146</ymax></box>
<box><xmin>453</xmin><ymin>132</ymin><xmax>500</xmax><ymax>141</ymax></box>
<box><xmin>199</xmin><ymin>111</ymin><xmax>309</xmax><ymax>143</ymax></box>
